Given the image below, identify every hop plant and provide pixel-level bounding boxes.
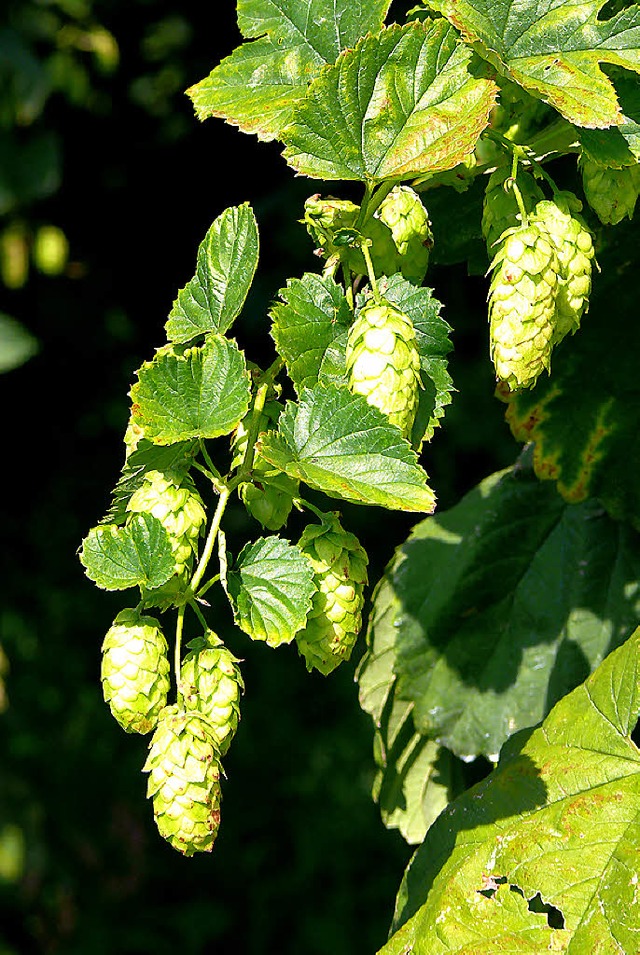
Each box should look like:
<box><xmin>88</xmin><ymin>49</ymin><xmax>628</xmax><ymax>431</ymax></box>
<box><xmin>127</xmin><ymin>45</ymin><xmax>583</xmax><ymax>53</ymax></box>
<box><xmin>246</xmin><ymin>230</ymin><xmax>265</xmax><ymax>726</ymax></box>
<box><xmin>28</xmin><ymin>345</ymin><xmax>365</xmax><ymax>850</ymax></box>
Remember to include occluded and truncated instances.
<box><xmin>533</xmin><ymin>192</ymin><xmax>596</xmax><ymax>341</ymax></box>
<box><xmin>143</xmin><ymin>704</ymin><xmax>223</xmax><ymax>856</ymax></box>
<box><xmin>376</xmin><ymin>185</ymin><xmax>433</xmax><ymax>284</ymax></box>
<box><xmin>295</xmin><ymin>513</ymin><xmax>369</xmax><ymax>675</ymax></box>
<box><xmin>488</xmin><ymin>220</ymin><xmax>560</xmax><ymax>391</ymax></box>
<box><xmin>579</xmin><ymin>156</ymin><xmax>640</xmax><ymax>225</ymax></box>
<box><xmin>127</xmin><ymin>470</ymin><xmax>206</xmax><ymax>573</ymax></box>
<box><xmin>481</xmin><ymin>166</ymin><xmax>544</xmax><ymax>251</ymax></box>
<box><xmin>101</xmin><ymin>609</ymin><xmax>170</xmax><ymax>734</ymax></box>
<box><xmin>345</xmin><ymin>299</ymin><xmax>422</xmax><ymax>439</ymax></box>
<box><xmin>179</xmin><ymin>632</ymin><xmax>244</xmax><ymax>757</ymax></box>
<box><xmin>231</xmin><ymin>400</ymin><xmax>299</xmax><ymax>531</ymax></box>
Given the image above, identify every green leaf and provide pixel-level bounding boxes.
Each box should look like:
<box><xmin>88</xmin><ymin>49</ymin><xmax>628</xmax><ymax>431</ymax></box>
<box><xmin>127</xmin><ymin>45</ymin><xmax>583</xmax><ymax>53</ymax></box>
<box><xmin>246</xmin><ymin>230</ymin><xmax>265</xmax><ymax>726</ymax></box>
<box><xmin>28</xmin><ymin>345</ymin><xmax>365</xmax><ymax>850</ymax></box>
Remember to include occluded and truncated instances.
<box><xmin>186</xmin><ymin>0</ymin><xmax>392</xmax><ymax>141</ymax></box>
<box><xmin>165</xmin><ymin>204</ymin><xmax>259</xmax><ymax>343</ymax></box>
<box><xmin>270</xmin><ymin>272</ymin><xmax>353</xmax><ymax>393</ymax></box>
<box><xmin>377</xmin><ymin>459</ymin><xmax>640</xmax><ymax>760</ymax></box>
<box><xmin>79</xmin><ymin>514</ymin><xmax>175</xmax><ymax>591</ymax></box>
<box><xmin>130</xmin><ymin>336</ymin><xmax>251</xmax><ymax>445</ymax></box>
<box><xmin>380</xmin><ymin>276</ymin><xmax>453</xmax><ymax>445</ymax></box>
<box><xmin>579</xmin><ymin>72</ymin><xmax>640</xmax><ymax>165</ymax></box>
<box><xmin>431</xmin><ymin>0</ymin><xmax>640</xmax><ymax>128</ymax></box>
<box><xmin>102</xmin><ymin>440</ymin><xmax>198</xmax><ymax>525</ymax></box>
<box><xmin>504</xmin><ymin>216</ymin><xmax>640</xmax><ymax>528</ymax></box>
<box><xmin>226</xmin><ymin>536</ymin><xmax>316</xmax><ymax>647</ymax></box>
<box><xmin>259</xmin><ymin>383</ymin><xmax>437</xmax><ymax>513</ymax></box>
<box><xmin>282</xmin><ymin>19</ymin><xmax>497</xmax><ymax>182</ymax></box>
<box><xmin>382</xmin><ymin>627</ymin><xmax>640</xmax><ymax>953</ymax></box>
<box><xmin>357</xmin><ymin>577</ymin><xmax>464</xmax><ymax>845</ymax></box>
<box><xmin>0</xmin><ymin>313</ymin><xmax>39</xmax><ymax>373</ymax></box>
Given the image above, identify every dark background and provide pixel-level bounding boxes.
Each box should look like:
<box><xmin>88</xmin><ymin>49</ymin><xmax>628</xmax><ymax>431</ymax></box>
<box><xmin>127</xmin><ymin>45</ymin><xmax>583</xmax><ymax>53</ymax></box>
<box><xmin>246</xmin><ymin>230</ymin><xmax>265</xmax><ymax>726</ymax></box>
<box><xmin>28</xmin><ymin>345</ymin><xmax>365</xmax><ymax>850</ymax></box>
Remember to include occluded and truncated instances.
<box><xmin>0</xmin><ymin>1</ymin><xmax>514</xmax><ymax>952</ymax></box>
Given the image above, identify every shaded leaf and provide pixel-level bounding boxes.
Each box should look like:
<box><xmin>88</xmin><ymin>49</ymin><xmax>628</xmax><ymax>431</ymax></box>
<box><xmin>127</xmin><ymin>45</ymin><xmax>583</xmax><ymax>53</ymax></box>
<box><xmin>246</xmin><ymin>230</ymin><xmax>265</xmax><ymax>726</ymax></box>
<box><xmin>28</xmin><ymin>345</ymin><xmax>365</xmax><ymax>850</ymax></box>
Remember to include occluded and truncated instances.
<box><xmin>383</xmin><ymin>627</ymin><xmax>640</xmax><ymax>953</ymax></box>
<box><xmin>358</xmin><ymin>577</ymin><xmax>464</xmax><ymax>844</ymax></box>
<box><xmin>165</xmin><ymin>204</ymin><xmax>259</xmax><ymax>343</ymax></box>
<box><xmin>431</xmin><ymin>0</ymin><xmax>640</xmax><ymax>128</ymax></box>
<box><xmin>270</xmin><ymin>272</ymin><xmax>352</xmax><ymax>393</ymax></box>
<box><xmin>226</xmin><ymin>536</ymin><xmax>316</xmax><ymax>647</ymax></box>
<box><xmin>79</xmin><ymin>514</ymin><xmax>175</xmax><ymax>591</ymax></box>
<box><xmin>579</xmin><ymin>71</ymin><xmax>640</xmax><ymax>165</ymax></box>
<box><xmin>130</xmin><ymin>336</ymin><xmax>251</xmax><ymax>445</ymax></box>
<box><xmin>187</xmin><ymin>0</ymin><xmax>391</xmax><ymax>141</ymax></box>
<box><xmin>377</xmin><ymin>460</ymin><xmax>640</xmax><ymax>760</ymax></box>
<box><xmin>282</xmin><ymin>19</ymin><xmax>497</xmax><ymax>182</ymax></box>
<box><xmin>259</xmin><ymin>383</ymin><xmax>437</xmax><ymax>513</ymax></box>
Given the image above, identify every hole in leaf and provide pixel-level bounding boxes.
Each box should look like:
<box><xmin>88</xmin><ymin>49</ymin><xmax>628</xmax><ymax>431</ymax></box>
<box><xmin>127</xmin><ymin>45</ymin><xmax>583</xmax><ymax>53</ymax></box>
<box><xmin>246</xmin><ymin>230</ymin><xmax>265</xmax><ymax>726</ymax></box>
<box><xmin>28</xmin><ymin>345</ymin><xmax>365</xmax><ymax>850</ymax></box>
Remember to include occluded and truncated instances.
<box><xmin>477</xmin><ymin>879</ymin><xmax>565</xmax><ymax>929</ymax></box>
<box><xmin>477</xmin><ymin>874</ymin><xmax>507</xmax><ymax>898</ymax></box>
<box><xmin>597</xmin><ymin>0</ymin><xmax>635</xmax><ymax>20</ymax></box>
<box><xmin>527</xmin><ymin>891</ymin><xmax>565</xmax><ymax>929</ymax></box>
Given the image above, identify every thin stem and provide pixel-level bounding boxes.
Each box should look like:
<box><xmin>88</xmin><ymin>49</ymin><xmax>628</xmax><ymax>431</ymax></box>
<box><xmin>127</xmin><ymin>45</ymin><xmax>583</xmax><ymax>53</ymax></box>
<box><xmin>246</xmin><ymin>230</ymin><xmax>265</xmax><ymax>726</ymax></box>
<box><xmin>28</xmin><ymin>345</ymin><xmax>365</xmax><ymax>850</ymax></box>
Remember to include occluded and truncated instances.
<box><xmin>198</xmin><ymin>441</ymin><xmax>225</xmax><ymax>492</ymax></box>
<box><xmin>228</xmin><ymin>382</ymin><xmax>269</xmax><ymax>493</ymax></box>
<box><xmin>361</xmin><ymin>241</ymin><xmax>381</xmax><ymax>303</ymax></box>
<box><xmin>194</xmin><ymin>574</ymin><xmax>220</xmax><ymax>600</ymax></box>
<box><xmin>188</xmin><ymin>598</ymin><xmax>209</xmax><ymax>631</ymax></box>
<box><xmin>174</xmin><ymin>603</ymin><xmax>186</xmax><ymax>702</ymax></box>
<box><xmin>190</xmin><ymin>485</ymin><xmax>231</xmax><ymax>596</ymax></box>
<box><xmin>293</xmin><ymin>496</ymin><xmax>329</xmax><ymax>521</ymax></box>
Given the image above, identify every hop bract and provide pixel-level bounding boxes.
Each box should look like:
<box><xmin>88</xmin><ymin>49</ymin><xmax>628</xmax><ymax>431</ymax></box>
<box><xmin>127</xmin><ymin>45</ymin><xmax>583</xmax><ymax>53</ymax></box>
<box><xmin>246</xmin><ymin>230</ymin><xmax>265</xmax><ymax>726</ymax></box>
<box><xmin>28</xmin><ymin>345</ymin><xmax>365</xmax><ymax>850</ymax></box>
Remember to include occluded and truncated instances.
<box><xmin>346</xmin><ymin>300</ymin><xmax>421</xmax><ymax>439</ymax></box>
<box><xmin>488</xmin><ymin>221</ymin><xmax>561</xmax><ymax>391</ymax></box>
<box><xmin>179</xmin><ymin>632</ymin><xmax>243</xmax><ymax>757</ymax></box>
<box><xmin>533</xmin><ymin>192</ymin><xmax>595</xmax><ymax>341</ymax></box>
<box><xmin>580</xmin><ymin>156</ymin><xmax>640</xmax><ymax>225</ymax></box>
<box><xmin>377</xmin><ymin>185</ymin><xmax>433</xmax><ymax>284</ymax></box>
<box><xmin>231</xmin><ymin>400</ymin><xmax>299</xmax><ymax>531</ymax></box>
<box><xmin>296</xmin><ymin>514</ymin><xmax>369</xmax><ymax>675</ymax></box>
<box><xmin>101</xmin><ymin>609</ymin><xmax>170</xmax><ymax>734</ymax></box>
<box><xmin>143</xmin><ymin>704</ymin><xmax>223</xmax><ymax>856</ymax></box>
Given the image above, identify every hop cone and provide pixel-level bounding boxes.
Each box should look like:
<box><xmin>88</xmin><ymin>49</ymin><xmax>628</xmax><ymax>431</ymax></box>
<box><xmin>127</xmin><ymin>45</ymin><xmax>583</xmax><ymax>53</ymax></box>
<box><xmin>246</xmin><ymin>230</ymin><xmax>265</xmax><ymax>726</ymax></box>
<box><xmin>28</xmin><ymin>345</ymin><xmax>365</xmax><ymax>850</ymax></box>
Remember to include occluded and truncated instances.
<box><xmin>127</xmin><ymin>470</ymin><xmax>206</xmax><ymax>573</ymax></box>
<box><xmin>533</xmin><ymin>192</ymin><xmax>595</xmax><ymax>341</ymax></box>
<box><xmin>179</xmin><ymin>632</ymin><xmax>243</xmax><ymax>757</ymax></box>
<box><xmin>481</xmin><ymin>167</ymin><xmax>544</xmax><ymax>251</ymax></box>
<box><xmin>488</xmin><ymin>221</ymin><xmax>560</xmax><ymax>391</ymax></box>
<box><xmin>101</xmin><ymin>609</ymin><xmax>170</xmax><ymax>734</ymax></box>
<box><xmin>580</xmin><ymin>156</ymin><xmax>640</xmax><ymax>225</ymax></box>
<box><xmin>376</xmin><ymin>185</ymin><xmax>433</xmax><ymax>284</ymax></box>
<box><xmin>295</xmin><ymin>514</ymin><xmax>369</xmax><ymax>675</ymax></box>
<box><xmin>231</xmin><ymin>400</ymin><xmax>299</xmax><ymax>531</ymax></box>
<box><xmin>346</xmin><ymin>300</ymin><xmax>421</xmax><ymax>438</ymax></box>
<box><xmin>143</xmin><ymin>704</ymin><xmax>222</xmax><ymax>856</ymax></box>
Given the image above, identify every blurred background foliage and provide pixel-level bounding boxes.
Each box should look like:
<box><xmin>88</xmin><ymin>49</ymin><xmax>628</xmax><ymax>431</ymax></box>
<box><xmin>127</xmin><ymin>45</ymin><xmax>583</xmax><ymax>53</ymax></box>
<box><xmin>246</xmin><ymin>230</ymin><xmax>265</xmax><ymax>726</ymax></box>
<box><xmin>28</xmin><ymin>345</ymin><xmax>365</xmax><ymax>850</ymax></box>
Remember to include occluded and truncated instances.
<box><xmin>0</xmin><ymin>1</ymin><xmax>515</xmax><ymax>952</ymax></box>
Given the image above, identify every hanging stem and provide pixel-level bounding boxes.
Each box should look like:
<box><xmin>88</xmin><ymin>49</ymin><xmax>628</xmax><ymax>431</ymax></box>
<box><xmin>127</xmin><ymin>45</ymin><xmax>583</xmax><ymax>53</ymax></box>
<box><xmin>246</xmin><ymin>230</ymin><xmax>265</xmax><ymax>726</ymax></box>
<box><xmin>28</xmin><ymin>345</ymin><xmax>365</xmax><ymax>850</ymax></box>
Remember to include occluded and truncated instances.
<box><xmin>361</xmin><ymin>241</ymin><xmax>381</xmax><ymax>303</ymax></box>
<box><xmin>174</xmin><ymin>604</ymin><xmax>186</xmax><ymax>702</ymax></box>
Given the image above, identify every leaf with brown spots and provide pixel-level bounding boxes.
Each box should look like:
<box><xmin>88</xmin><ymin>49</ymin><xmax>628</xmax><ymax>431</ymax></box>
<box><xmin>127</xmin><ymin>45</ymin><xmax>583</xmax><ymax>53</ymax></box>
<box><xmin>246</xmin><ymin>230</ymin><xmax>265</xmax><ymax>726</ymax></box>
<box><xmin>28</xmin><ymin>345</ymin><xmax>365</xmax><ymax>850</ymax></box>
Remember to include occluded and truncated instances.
<box><xmin>430</xmin><ymin>0</ymin><xmax>640</xmax><ymax>128</ymax></box>
<box><xmin>281</xmin><ymin>19</ymin><xmax>497</xmax><ymax>182</ymax></box>
<box><xmin>382</xmin><ymin>627</ymin><xmax>640</xmax><ymax>954</ymax></box>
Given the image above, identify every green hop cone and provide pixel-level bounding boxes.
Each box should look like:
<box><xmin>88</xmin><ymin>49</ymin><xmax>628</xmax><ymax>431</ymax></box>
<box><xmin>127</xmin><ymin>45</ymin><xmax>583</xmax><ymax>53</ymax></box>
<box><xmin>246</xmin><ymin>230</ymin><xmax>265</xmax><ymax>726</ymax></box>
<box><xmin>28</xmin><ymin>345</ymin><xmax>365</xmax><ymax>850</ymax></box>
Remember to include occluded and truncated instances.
<box><xmin>295</xmin><ymin>513</ymin><xmax>369</xmax><ymax>675</ymax></box>
<box><xmin>179</xmin><ymin>632</ymin><xmax>243</xmax><ymax>757</ymax></box>
<box><xmin>231</xmin><ymin>400</ymin><xmax>299</xmax><ymax>531</ymax></box>
<box><xmin>579</xmin><ymin>156</ymin><xmax>640</xmax><ymax>225</ymax></box>
<box><xmin>481</xmin><ymin>166</ymin><xmax>545</xmax><ymax>252</ymax></box>
<box><xmin>533</xmin><ymin>192</ymin><xmax>596</xmax><ymax>342</ymax></box>
<box><xmin>101</xmin><ymin>609</ymin><xmax>170</xmax><ymax>734</ymax></box>
<box><xmin>488</xmin><ymin>221</ymin><xmax>560</xmax><ymax>391</ymax></box>
<box><xmin>143</xmin><ymin>704</ymin><xmax>222</xmax><ymax>856</ymax></box>
<box><xmin>345</xmin><ymin>300</ymin><xmax>421</xmax><ymax>438</ymax></box>
<box><xmin>376</xmin><ymin>185</ymin><xmax>433</xmax><ymax>284</ymax></box>
<box><xmin>127</xmin><ymin>470</ymin><xmax>206</xmax><ymax>572</ymax></box>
